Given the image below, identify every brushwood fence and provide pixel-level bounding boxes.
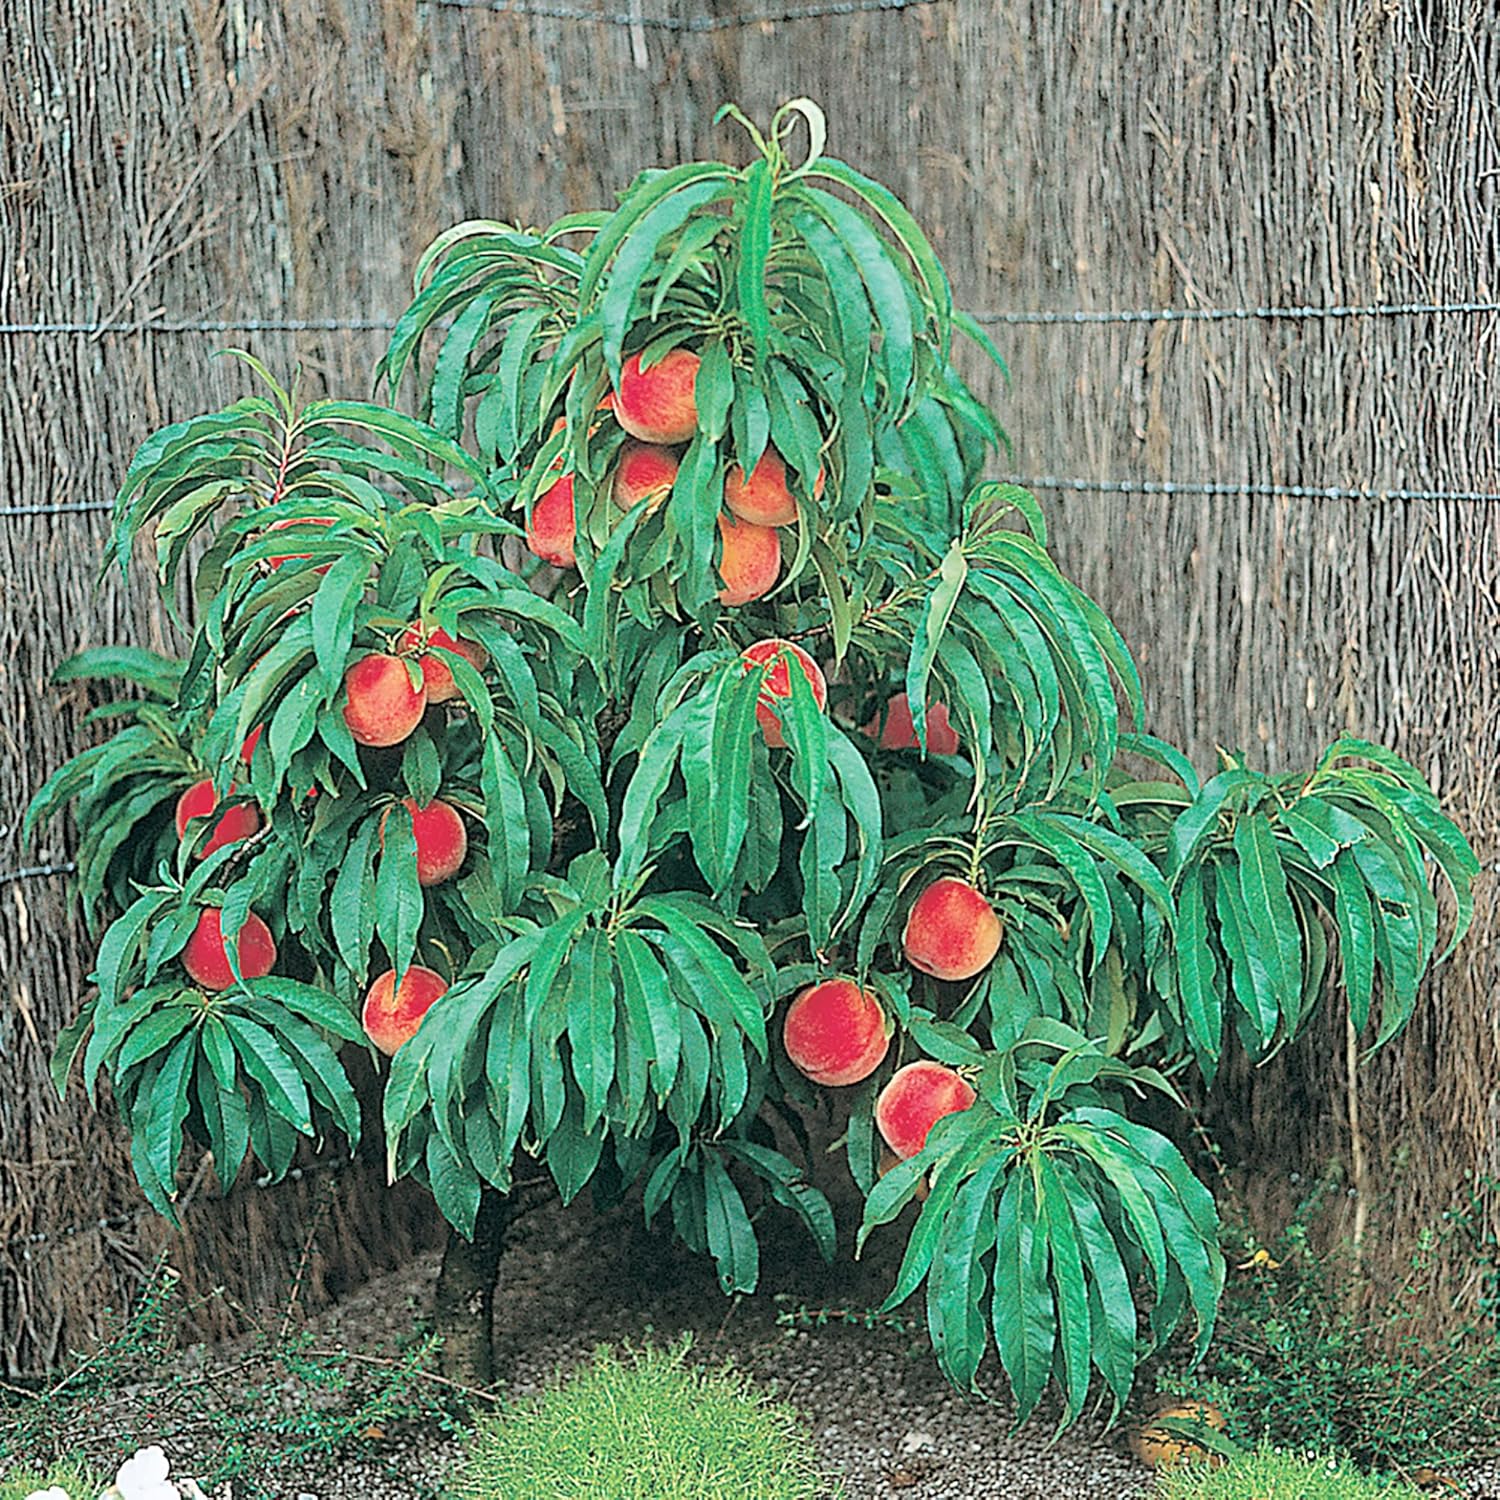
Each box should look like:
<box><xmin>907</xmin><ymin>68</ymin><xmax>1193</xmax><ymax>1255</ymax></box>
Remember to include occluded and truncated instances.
<box><xmin>0</xmin><ymin>0</ymin><xmax>1494</xmax><ymax>1377</ymax></box>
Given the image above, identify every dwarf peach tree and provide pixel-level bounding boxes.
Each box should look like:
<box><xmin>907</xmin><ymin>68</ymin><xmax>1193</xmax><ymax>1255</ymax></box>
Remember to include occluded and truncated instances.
<box><xmin>29</xmin><ymin>101</ymin><xmax>1476</xmax><ymax>1417</ymax></box>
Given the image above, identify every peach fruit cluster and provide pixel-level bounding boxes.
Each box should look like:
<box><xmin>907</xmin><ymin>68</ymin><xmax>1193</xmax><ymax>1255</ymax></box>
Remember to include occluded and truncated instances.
<box><xmin>524</xmin><ymin>350</ymin><xmax>817</xmax><ymax>607</ymax></box>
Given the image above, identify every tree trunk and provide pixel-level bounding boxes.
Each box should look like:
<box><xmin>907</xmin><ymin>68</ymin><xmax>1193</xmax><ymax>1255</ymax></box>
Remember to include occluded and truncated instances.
<box><xmin>434</xmin><ymin>1188</ymin><xmax>509</xmax><ymax>1387</ymax></box>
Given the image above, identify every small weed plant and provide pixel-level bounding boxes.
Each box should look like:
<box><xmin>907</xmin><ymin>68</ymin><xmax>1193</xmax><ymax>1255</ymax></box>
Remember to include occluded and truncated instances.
<box><xmin>0</xmin><ymin>1268</ymin><xmax>464</xmax><ymax>1499</ymax></box>
<box><xmin>1157</xmin><ymin>1187</ymin><xmax>1500</xmax><ymax>1471</ymax></box>
<box><xmin>1153</xmin><ymin>1447</ymin><xmax>1424</xmax><ymax>1500</ymax></box>
<box><xmin>451</xmin><ymin>1339</ymin><xmax>836</xmax><ymax>1500</ymax></box>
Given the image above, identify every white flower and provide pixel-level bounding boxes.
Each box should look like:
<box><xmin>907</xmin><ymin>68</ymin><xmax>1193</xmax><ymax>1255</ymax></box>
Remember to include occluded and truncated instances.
<box><xmin>24</xmin><ymin>1488</ymin><xmax>72</xmax><ymax>1500</ymax></box>
<box><xmin>99</xmin><ymin>1446</ymin><xmax>192</xmax><ymax>1500</ymax></box>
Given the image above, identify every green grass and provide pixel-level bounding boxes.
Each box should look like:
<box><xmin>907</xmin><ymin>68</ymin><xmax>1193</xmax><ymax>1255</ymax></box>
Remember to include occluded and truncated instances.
<box><xmin>1153</xmin><ymin>1447</ymin><xmax>1427</xmax><ymax>1500</ymax></box>
<box><xmin>449</xmin><ymin>1339</ymin><xmax>837</xmax><ymax>1499</ymax></box>
<box><xmin>0</xmin><ymin>1460</ymin><xmax>99</xmax><ymax>1500</ymax></box>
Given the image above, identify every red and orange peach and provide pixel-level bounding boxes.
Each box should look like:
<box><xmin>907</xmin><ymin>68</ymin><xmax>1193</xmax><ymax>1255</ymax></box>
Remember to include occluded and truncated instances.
<box><xmin>716</xmin><ymin>513</ymin><xmax>781</xmax><ymax>606</ymax></box>
<box><xmin>610</xmin><ymin>442</ymin><xmax>680</xmax><ymax>513</ymax></box>
<box><xmin>342</xmin><ymin>654</ymin><xmax>428</xmax><ymax>748</ymax></box>
<box><xmin>723</xmin><ymin>445</ymin><xmax>821</xmax><ymax>528</ymax></box>
<box><xmin>380</xmin><ymin>796</ymin><xmax>468</xmax><ymax>887</ymax></box>
<box><xmin>864</xmin><ymin>692</ymin><xmax>961</xmax><ymax>756</ymax></box>
<box><xmin>398</xmin><ymin>624</ymin><xmax>488</xmax><ymax>705</ymax></box>
<box><xmin>267</xmin><ymin>515</ymin><xmax>335</xmax><ymax>570</ymax></box>
<box><xmin>875</xmin><ymin>1060</ymin><xmax>977</xmax><ymax>1160</ymax></box>
<box><xmin>740</xmin><ymin>638</ymin><xmax>828</xmax><ymax>749</ymax></box>
<box><xmin>361</xmin><ymin>965</ymin><xmax>449</xmax><ymax>1056</ymax></box>
<box><xmin>615</xmin><ymin>349</ymin><xmax>700</xmax><ymax>445</ymax></box>
<box><xmin>902</xmin><ymin>876</ymin><xmax>1002</xmax><ymax>981</ymax></box>
<box><xmin>181</xmin><ymin>907</ymin><xmax>277</xmax><ymax>991</ymax></box>
<box><xmin>527</xmin><ymin>473</ymin><xmax>577</xmax><ymax>568</ymax></box>
<box><xmin>240</xmin><ymin>725</ymin><xmax>265</xmax><ymax>764</ymax></box>
<box><xmin>782</xmin><ymin>978</ymin><xmax>890</xmax><ymax>1087</ymax></box>
<box><xmin>175</xmin><ymin>780</ymin><xmax>261</xmax><ymax>858</ymax></box>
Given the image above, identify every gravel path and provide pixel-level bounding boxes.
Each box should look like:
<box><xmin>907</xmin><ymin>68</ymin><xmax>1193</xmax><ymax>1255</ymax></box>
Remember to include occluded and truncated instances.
<box><xmin>298</xmin><ymin>1192</ymin><xmax>1152</xmax><ymax>1499</ymax></box>
<box><xmin>26</xmin><ymin>1191</ymin><xmax>1500</xmax><ymax>1497</ymax></box>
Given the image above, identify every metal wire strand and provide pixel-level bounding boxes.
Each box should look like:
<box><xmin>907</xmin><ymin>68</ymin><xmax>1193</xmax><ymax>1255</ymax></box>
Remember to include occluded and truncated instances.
<box><xmin>1009</xmin><ymin>475</ymin><xmax>1500</xmax><ymax>503</ymax></box>
<box><xmin>0</xmin><ymin>316</ymin><xmax>400</xmax><ymax>335</ymax></box>
<box><xmin>974</xmin><ymin>299</ymin><xmax>1500</xmax><ymax>325</ymax></box>
<box><xmin>3</xmin><ymin>299</ymin><xmax>1496</xmax><ymax>338</ymax></box>
<box><xmin>4</xmin><ymin>472</ymin><xmax>1498</xmax><ymax>523</ymax></box>
<box><xmin>427</xmin><ymin>0</ymin><xmax>945</xmax><ymax>28</ymax></box>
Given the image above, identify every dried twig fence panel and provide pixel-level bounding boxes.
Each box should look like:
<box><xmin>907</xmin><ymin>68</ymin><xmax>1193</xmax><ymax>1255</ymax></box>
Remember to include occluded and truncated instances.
<box><xmin>1</xmin><ymin>0</ymin><xmax>1494</xmax><ymax>1376</ymax></box>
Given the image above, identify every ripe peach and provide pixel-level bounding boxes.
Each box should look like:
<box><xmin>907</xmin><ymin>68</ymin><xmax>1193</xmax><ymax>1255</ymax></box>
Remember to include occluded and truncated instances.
<box><xmin>240</xmin><ymin>725</ymin><xmax>264</xmax><ymax>764</ymax></box>
<box><xmin>864</xmin><ymin>692</ymin><xmax>961</xmax><ymax>756</ymax></box>
<box><xmin>716</xmin><ymin>513</ymin><xmax>780</xmax><ymax>606</ymax></box>
<box><xmin>723</xmin><ymin>445</ymin><xmax>822</xmax><ymax>528</ymax></box>
<box><xmin>267</xmin><ymin>515</ymin><xmax>335</xmax><ymax>570</ymax></box>
<box><xmin>380</xmin><ymin>796</ymin><xmax>468</xmax><ymax>887</ymax></box>
<box><xmin>175</xmin><ymin>780</ymin><xmax>261</xmax><ymax>858</ymax></box>
<box><xmin>362</xmin><ymin>965</ymin><xmax>449</xmax><ymax>1056</ymax></box>
<box><xmin>740</xmin><ymin>638</ymin><xmax>827</xmax><ymax>750</ymax></box>
<box><xmin>782</xmin><ymin>978</ymin><xmax>890</xmax><ymax>1087</ymax></box>
<box><xmin>342</xmin><ymin>654</ymin><xmax>427</xmax><ymax>748</ymax></box>
<box><xmin>181</xmin><ymin>907</ymin><xmax>277</xmax><ymax>992</ymax></box>
<box><xmin>610</xmin><ymin>442</ymin><xmax>679</xmax><ymax>513</ymax></box>
<box><xmin>615</xmin><ymin>349</ymin><xmax>700</xmax><ymax>445</ymax></box>
<box><xmin>902</xmin><ymin>876</ymin><xmax>1003</xmax><ymax>981</ymax></box>
<box><xmin>527</xmin><ymin>473</ymin><xmax>576</xmax><ymax>568</ymax></box>
<box><xmin>398</xmin><ymin>624</ymin><xmax>488</xmax><ymax>705</ymax></box>
<box><xmin>875</xmin><ymin>1060</ymin><xmax>977</xmax><ymax>1159</ymax></box>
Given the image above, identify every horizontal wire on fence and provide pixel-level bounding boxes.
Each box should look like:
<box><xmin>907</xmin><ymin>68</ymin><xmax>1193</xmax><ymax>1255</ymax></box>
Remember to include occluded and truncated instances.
<box><xmin>0</xmin><ymin>862</ymin><xmax>77</xmax><ymax>885</ymax></box>
<box><xmin>4</xmin><ymin>475</ymin><xmax>1497</xmax><ymax>526</ymax></box>
<box><xmin>1011</xmin><ymin>475</ymin><xmax>1500</xmax><ymax>503</ymax></box>
<box><xmin>974</xmin><ymin>298</ymin><xmax>1500</xmax><ymax>325</ymax></box>
<box><xmin>0</xmin><ymin>501</ymin><xmax>112</xmax><ymax>517</ymax></box>
<box><xmin>0</xmin><ymin>316</ymin><xmax>399</xmax><ymax>336</ymax></box>
<box><xmin>427</xmin><ymin>0</ymin><xmax>945</xmax><ymax>27</ymax></box>
<box><xmin>3</xmin><ymin>300</ymin><xmax>1497</xmax><ymax>339</ymax></box>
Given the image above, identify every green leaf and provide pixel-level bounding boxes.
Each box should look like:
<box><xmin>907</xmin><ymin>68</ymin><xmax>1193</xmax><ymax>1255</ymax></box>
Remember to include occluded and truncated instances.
<box><xmin>992</xmin><ymin>1163</ymin><xmax>1055</xmax><ymax>1421</ymax></box>
<box><xmin>599</xmin><ymin>181</ymin><xmax>729</xmax><ymax>379</ymax></box>
<box><xmin>615</xmin><ymin>928</ymin><xmax>680</xmax><ymax>1100</ymax></box>
<box><xmin>702</xmin><ymin>1150</ymin><xmax>759</xmax><ymax>1294</ymax></box>
<box><xmin>737</xmin><ymin>159</ymin><xmax>774</xmax><ymax>371</ymax></box>
<box><xmin>142</xmin><ymin>1033</ymin><xmax>196</xmax><ymax>1212</ymax></box>
<box><xmin>906</xmin><ymin>543</ymin><xmax>967</xmax><ymax>753</ymax></box>
<box><xmin>805</xmin><ymin>157</ymin><xmax>953</xmax><ymax>351</ymax></box>
<box><xmin>614</xmin><ymin>705</ymin><xmax>689</xmax><ymax>892</ymax></box>
<box><xmin>578</xmin><ymin>162</ymin><xmax>735</xmax><ymax>309</ymax></box>
<box><xmin>1036</xmin><ymin>1154</ymin><xmax>1092</xmax><ymax>1418</ymax></box>
<box><xmin>481</xmin><ymin>736</ymin><xmax>531</xmax><ymax>909</ymax></box>
<box><xmin>374</xmin><ymin>803</ymin><xmax>423</xmax><ymax>979</ymax></box>
<box><xmin>429</xmin><ymin>289</ymin><xmax>497</xmax><ymax>437</ymax></box>
<box><xmin>693</xmin><ymin>340</ymin><xmax>735</xmax><ymax>442</ymax></box>
<box><xmin>222</xmin><ymin>1013</ymin><xmax>313</xmax><ymax>1135</ymax></box>
<box><xmin>1175</xmin><ymin>874</ymin><xmax>1222</xmax><ymax>1068</ymax></box>
<box><xmin>1053</xmin><ymin>1160</ymin><xmax>1138</xmax><ymax>1411</ymax></box>
<box><xmin>566</xmin><ymin>928</ymin><xmax>616</xmax><ymax>1132</ymax></box>
<box><xmin>928</xmin><ymin>1151</ymin><xmax>1006</xmax><ymax>1391</ymax></box>
<box><xmin>1232</xmin><ymin>814</ymin><xmax>1303</xmax><ymax>1016</ymax></box>
<box><xmin>426</xmin><ymin>1131</ymin><xmax>481</xmax><ymax>1237</ymax></box>
<box><xmin>636</xmin><ymin>903</ymin><xmax>767</xmax><ymax>1059</ymax></box>
<box><xmin>310</xmin><ymin>549</ymin><xmax>370</xmax><ymax>697</ymax></box>
<box><xmin>1331</xmin><ymin>850</ymin><xmax>1376</xmax><ymax>1033</ymax></box>
<box><xmin>50</xmin><ymin>1004</ymin><xmax>95</xmax><ymax>1100</ymax></box>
